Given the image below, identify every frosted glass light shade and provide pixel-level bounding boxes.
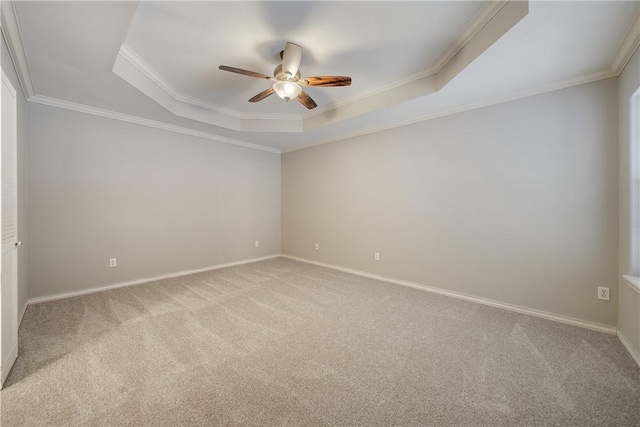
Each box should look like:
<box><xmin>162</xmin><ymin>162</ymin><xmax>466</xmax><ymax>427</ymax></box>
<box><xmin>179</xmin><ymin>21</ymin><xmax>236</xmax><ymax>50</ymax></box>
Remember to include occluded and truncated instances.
<box><xmin>273</xmin><ymin>81</ymin><xmax>302</xmax><ymax>101</ymax></box>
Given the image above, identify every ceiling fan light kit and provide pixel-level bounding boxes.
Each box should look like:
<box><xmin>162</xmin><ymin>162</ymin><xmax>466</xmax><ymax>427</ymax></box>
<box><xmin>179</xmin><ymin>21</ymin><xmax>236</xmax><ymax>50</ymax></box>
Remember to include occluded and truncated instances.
<box><xmin>273</xmin><ymin>81</ymin><xmax>302</xmax><ymax>102</ymax></box>
<box><xmin>219</xmin><ymin>42</ymin><xmax>352</xmax><ymax>110</ymax></box>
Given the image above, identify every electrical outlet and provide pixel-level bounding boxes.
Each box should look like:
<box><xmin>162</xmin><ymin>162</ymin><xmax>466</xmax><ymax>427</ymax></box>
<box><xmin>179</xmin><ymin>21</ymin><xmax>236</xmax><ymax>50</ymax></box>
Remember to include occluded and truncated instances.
<box><xmin>255</xmin><ymin>240</ymin><xmax>260</xmax><ymax>248</ymax></box>
<box><xmin>598</xmin><ymin>287</ymin><xmax>610</xmax><ymax>301</ymax></box>
<box><xmin>109</xmin><ymin>258</ymin><xmax>117</xmax><ymax>268</ymax></box>
<box><xmin>315</xmin><ymin>243</ymin><xmax>319</xmax><ymax>250</ymax></box>
<box><xmin>374</xmin><ymin>252</ymin><xmax>380</xmax><ymax>261</ymax></box>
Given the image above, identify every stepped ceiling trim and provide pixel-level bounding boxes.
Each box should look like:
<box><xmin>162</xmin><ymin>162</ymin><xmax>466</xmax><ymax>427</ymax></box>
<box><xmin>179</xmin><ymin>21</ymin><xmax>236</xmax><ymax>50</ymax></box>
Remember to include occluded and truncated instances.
<box><xmin>0</xmin><ymin>0</ymin><xmax>35</xmax><ymax>98</ymax></box>
<box><xmin>283</xmin><ymin>69</ymin><xmax>618</xmax><ymax>153</ymax></box>
<box><xmin>29</xmin><ymin>94</ymin><xmax>281</xmax><ymax>154</ymax></box>
<box><xmin>113</xmin><ymin>1</ymin><xmax>528</xmax><ymax>133</ymax></box>
<box><xmin>1</xmin><ymin>1</ymin><xmax>638</xmax><ymax>153</ymax></box>
<box><xmin>612</xmin><ymin>11</ymin><xmax>640</xmax><ymax>74</ymax></box>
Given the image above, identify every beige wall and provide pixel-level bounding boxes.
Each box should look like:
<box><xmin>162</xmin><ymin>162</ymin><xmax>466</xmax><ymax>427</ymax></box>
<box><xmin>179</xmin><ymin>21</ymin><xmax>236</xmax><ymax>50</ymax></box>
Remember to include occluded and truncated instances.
<box><xmin>283</xmin><ymin>78</ymin><xmax>619</xmax><ymax>327</ymax></box>
<box><xmin>15</xmin><ymin>43</ymin><xmax>633</xmax><ymax>340</ymax></box>
<box><xmin>27</xmin><ymin>103</ymin><xmax>280</xmax><ymax>299</ymax></box>
<box><xmin>2</xmin><ymin>34</ymin><xmax>29</xmax><ymax>317</ymax></box>
<box><xmin>618</xmin><ymin>47</ymin><xmax>640</xmax><ymax>359</ymax></box>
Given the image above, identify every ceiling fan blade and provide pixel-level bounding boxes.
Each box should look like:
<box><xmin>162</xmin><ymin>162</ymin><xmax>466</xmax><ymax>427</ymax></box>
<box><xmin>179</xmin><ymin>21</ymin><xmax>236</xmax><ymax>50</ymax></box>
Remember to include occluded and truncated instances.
<box><xmin>300</xmin><ymin>76</ymin><xmax>352</xmax><ymax>87</ymax></box>
<box><xmin>297</xmin><ymin>90</ymin><xmax>317</xmax><ymax>110</ymax></box>
<box><xmin>248</xmin><ymin>88</ymin><xmax>275</xmax><ymax>103</ymax></box>
<box><xmin>219</xmin><ymin>65</ymin><xmax>271</xmax><ymax>80</ymax></box>
<box><xmin>282</xmin><ymin>42</ymin><xmax>302</xmax><ymax>78</ymax></box>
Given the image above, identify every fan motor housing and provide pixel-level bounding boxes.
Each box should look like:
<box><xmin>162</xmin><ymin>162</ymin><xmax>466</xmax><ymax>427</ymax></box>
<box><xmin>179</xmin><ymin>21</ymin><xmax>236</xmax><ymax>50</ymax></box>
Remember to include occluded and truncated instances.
<box><xmin>273</xmin><ymin>64</ymin><xmax>301</xmax><ymax>81</ymax></box>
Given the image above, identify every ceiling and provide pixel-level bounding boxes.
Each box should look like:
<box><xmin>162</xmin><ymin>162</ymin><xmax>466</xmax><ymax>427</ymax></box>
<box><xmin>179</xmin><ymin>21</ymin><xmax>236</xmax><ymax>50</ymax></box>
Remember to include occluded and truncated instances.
<box><xmin>5</xmin><ymin>1</ymin><xmax>640</xmax><ymax>152</ymax></box>
<box><xmin>124</xmin><ymin>1</ymin><xmax>485</xmax><ymax>114</ymax></box>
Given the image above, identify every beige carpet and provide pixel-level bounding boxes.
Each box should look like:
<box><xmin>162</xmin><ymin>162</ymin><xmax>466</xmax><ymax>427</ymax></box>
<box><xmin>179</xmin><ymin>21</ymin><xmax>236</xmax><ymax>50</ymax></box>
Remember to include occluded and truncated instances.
<box><xmin>1</xmin><ymin>257</ymin><xmax>639</xmax><ymax>426</ymax></box>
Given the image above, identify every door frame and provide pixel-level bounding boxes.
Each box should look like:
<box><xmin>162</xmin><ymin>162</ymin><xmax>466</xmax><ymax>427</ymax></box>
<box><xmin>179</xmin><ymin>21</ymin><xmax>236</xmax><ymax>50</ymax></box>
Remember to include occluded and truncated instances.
<box><xmin>0</xmin><ymin>67</ymin><xmax>19</xmax><ymax>388</ymax></box>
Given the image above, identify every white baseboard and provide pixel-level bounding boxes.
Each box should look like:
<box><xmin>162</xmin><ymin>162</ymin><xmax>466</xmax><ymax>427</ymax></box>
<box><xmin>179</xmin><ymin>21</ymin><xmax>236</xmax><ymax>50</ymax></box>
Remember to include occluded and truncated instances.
<box><xmin>1</xmin><ymin>341</ymin><xmax>18</xmax><ymax>387</ymax></box>
<box><xmin>27</xmin><ymin>254</ymin><xmax>281</xmax><ymax>305</ymax></box>
<box><xmin>18</xmin><ymin>302</ymin><xmax>27</xmax><ymax>326</ymax></box>
<box><xmin>24</xmin><ymin>252</ymin><xmax>621</xmax><ymax>337</ymax></box>
<box><xmin>617</xmin><ymin>330</ymin><xmax>640</xmax><ymax>368</ymax></box>
<box><xmin>622</xmin><ymin>275</ymin><xmax>640</xmax><ymax>294</ymax></box>
<box><xmin>281</xmin><ymin>254</ymin><xmax>617</xmax><ymax>335</ymax></box>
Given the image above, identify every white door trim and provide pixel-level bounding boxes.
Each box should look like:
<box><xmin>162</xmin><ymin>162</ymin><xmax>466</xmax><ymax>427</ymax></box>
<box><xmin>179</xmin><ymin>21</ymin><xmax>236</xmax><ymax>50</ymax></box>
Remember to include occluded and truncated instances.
<box><xmin>1</xmin><ymin>67</ymin><xmax>19</xmax><ymax>387</ymax></box>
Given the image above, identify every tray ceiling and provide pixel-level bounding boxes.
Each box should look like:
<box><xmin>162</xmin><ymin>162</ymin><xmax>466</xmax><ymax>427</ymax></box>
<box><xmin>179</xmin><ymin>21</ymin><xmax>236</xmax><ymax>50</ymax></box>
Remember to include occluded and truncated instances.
<box><xmin>123</xmin><ymin>1</ymin><xmax>485</xmax><ymax>115</ymax></box>
<box><xmin>5</xmin><ymin>1</ymin><xmax>640</xmax><ymax>151</ymax></box>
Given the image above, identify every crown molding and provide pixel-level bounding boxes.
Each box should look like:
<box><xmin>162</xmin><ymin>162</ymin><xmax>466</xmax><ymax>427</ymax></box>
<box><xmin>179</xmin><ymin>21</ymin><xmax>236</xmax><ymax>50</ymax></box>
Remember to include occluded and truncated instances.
<box><xmin>28</xmin><ymin>94</ymin><xmax>281</xmax><ymax>154</ymax></box>
<box><xmin>118</xmin><ymin>44</ymin><xmax>241</xmax><ymax>119</ymax></box>
<box><xmin>11</xmin><ymin>0</ymin><xmax>633</xmax><ymax>156</ymax></box>
<box><xmin>433</xmin><ymin>0</ymin><xmax>509</xmax><ymax>73</ymax></box>
<box><xmin>611</xmin><ymin>10</ymin><xmax>640</xmax><ymax>75</ymax></box>
<box><xmin>301</xmin><ymin>0</ymin><xmax>528</xmax><ymax>132</ymax></box>
<box><xmin>301</xmin><ymin>1</ymin><xmax>510</xmax><ymax>120</ymax></box>
<box><xmin>25</xmin><ymin>68</ymin><xmax>619</xmax><ymax>157</ymax></box>
<box><xmin>118</xmin><ymin>44</ymin><xmax>301</xmax><ymax>120</ymax></box>
<box><xmin>118</xmin><ymin>44</ymin><xmax>300</xmax><ymax>122</ymax></box>
<box><xmin>114</xmin><ymin>1</ymin><xmax>527</xmax><ymax>134</ymax></box>
<box><xmin>114</xmin><ymin>44</ymin><xmax>302</xmax><ymax>132</ymax></box>
<box><xmin>0</xmin><ymin>0</ymin><xmax>35</xmax><ymax>99</ymax></box>
<box><xmin>282</xmin><ymin>69</ymin><xmax>616</xmax><ymax>154</ymax></box>
<box><xmin>282</xmin><ymin>4</ymin><xmax>638</xmax><ymax>153</ymax></box>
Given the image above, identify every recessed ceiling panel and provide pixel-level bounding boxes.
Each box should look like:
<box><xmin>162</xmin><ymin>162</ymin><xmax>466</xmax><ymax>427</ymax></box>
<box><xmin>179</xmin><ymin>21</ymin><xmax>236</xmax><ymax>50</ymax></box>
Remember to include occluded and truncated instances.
<box><xmin>124</xmin><ymin>1</ymin><xmax>486</xmax><ymax>114</ymax></box>
<box><xmin>9</xmin><ymin>1</ymin><xmax>639</xmax><ymax>151</ymax></box>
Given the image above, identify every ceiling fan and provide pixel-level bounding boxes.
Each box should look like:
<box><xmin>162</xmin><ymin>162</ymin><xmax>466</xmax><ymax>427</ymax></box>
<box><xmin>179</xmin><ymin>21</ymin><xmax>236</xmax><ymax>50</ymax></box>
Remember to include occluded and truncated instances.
<box><xmin>218</xmin><ymin>42</ymin><xmax>352</xmax><ymax>110</ymax></box>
